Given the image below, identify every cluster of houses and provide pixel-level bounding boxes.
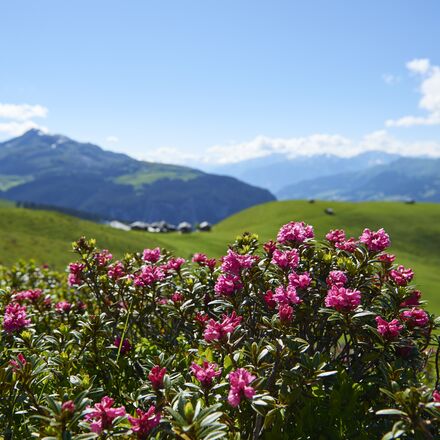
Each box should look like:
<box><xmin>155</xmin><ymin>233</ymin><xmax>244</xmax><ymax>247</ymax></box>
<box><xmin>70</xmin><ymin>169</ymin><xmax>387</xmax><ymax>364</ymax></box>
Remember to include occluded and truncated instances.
<box><xmin>108</xmin><ymin>220</ymin><xmax>212</xmax><ymax>233</ymax></box>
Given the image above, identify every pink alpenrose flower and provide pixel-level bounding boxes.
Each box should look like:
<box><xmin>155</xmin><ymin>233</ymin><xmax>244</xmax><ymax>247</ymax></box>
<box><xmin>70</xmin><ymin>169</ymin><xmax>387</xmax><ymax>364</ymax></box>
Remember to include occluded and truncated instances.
<box><xmin>228</xmin><ymin>368</ymin><xmax>256</xmax><ymax>407</ymax></box>
<box><xmin>389</xmin><ymin>265</ymin><xmax>414</xmax><ymax>286</ymax></box>
<box><xmin>191</xmin><ymin>361</ymin><xmax>222</xmax><ymax>387</ymax></box>
<box><xmin>128</xmin><ymin>406</ymin><xmax>161</xmax><ymax>439</ymax></box>
<box><xmin>400</xmin><ymin>308</ymin><xmax>429</xmax><ymax>328</ymax></box>
<box><xmin>324</xmin><ymin>286</ymin><xmax>361</xmax><ymax>312</ymax></box>
<box><xmin>3</xmin><ymin>303</ymin><xmax>31</xmax><ymax>333</ymax></box>
<box><xmin>204</xmin><ymin>311</ymin><xmax>242</xmax><ymax>342</ymax></box>
<box><xmin>84</xmin><ymin>396</ymin><xmax>126</xmax><ymax>434</ymax></box>
<box><xmin>277</xmin><ymin>221</ymin><xmax>314</xmax><ymax>245</ymax></box>
<box><xmin>148</xmin><ymin>365</ymin><xmax>167</xmax><ymax>390</ymax></box>
<box><xmin>278</xmin><ymin>304</ymin><xmax>294</xmax><ymax>323</ymax></box>
<box><xmin>326</xmin><ymin>270</ymin><xmax>348</xmax><ymax>288</ymax></box>
<box><xmin>359</xmin><ymin>228</ymin><xmax>390</xmax><ymax>253</ymax></box>
<box><xmin>375</xmin><ymin>316</ymin><xmax>403</xmax><ymax>340</ymax></box>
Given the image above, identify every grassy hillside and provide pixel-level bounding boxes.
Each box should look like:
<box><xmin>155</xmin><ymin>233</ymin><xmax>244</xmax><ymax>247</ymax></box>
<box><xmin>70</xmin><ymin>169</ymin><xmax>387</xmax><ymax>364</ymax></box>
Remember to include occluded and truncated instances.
<box><xmin>1</xmin><ymin>200</ymin><xmax>439</xmax><ymax>311</ymax></box>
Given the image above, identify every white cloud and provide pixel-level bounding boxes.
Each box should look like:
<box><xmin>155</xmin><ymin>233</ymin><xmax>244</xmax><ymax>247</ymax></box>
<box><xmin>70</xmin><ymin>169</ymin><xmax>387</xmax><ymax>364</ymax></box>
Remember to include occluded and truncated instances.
<box><xmin>0</xmin><ymin>102</ymin><xmax>49</xmax><ymax>138</ymax></box>
<box><xmin>106</xmin><ymin>135</ymin><xmax>119</xmax><ymax>143</ymax></box>
<box><xmin>386</xmin><ymin>58</ymin><xmax>440</xmax><ymax>127</ymax></box>
<box><xmin>142</xmin><ymin>131</ymin><xmax>440</xmax><ymax>166</ymax></box>
<box><xmin>140</xmin><ymin>147</ymin><xmax>201</xmax><ymax>165</ymax></box>
<box><xmin>204</xmin><ymin>134</ymin><xmax>352</xmax><ymax>164</ymax></box>
<box><xmin>382</xmin><ymin>73</ymin><xmax>400</xmax><ymax>85</ymax></box>
<box><xmin>0</xmin><ymin>121</ymin><xmax>48</xmax><ymax>137</ymax></box>
<box><xmin>0</xmin><ymin>103</ymin><xmax>48</xmax><ymax>120</ymax></box>
<box><xmin>357</xmin><ymin>130</ymin><xmax>440</xmax><ymax>156</ymax></box>
<box><xmin>406</xmin><ymin>58</ymin><xmax>431</xmax><ymax>75</ymax></box>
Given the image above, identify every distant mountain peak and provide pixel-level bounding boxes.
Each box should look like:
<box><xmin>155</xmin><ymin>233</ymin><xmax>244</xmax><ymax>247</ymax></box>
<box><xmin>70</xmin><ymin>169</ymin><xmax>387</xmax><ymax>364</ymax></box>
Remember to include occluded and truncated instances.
<box><xmin>22</xmin><ymin>128</ymin><xmax>48</xmax><ymax>138</ymax></box>
<box><xmin>0</xmin><ymin>130</ymin><xmax>275</xmax><ymax>223</ymax></box>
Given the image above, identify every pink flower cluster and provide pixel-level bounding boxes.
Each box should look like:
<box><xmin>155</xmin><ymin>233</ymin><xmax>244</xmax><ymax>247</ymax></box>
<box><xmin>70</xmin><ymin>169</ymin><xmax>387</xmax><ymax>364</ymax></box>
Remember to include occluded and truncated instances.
<box><xmin>191</xmin><ymin>361</ymin><xmax>222</xmax><ymax>387</ymax></box>
<box><xmin>278</xmin><ymin>304</ymin><xmax>294</xmax><ymax>323</ymax></box>
<box><xmin>326</xmin><ymin>229</ymin><xmax>358</xmax><ymax>252</ymax></box>
<box><xmin>128</xmin><ymin>407</ymin><xmax>161</xmax><ymax>439</ymax></box>
<box><xmin>336</xmin><ymin>238</ymin><xmax>358</xmax><ymax>253</ymax></box>
<box><xmin>277</xmin><ymin>221</ymin><xmax>314</xmax><ymax>244</ymax></box>
<box><xmin>268</xmin><ymin>270</ymin><xmax>311</xmax><ymax>323</ymax></box>
<box><xmin>215</xmin><ymin>274</ymin><xmax>243</xmax><ymax>296</ymax></box>
<box><xmin>273</xmin><ymin>285</ymin><xmax>302</xmax><ymax>306</ymax></box>
<box><xmin>85</xmin><ymin>396</ymin><xmax>126</xmax><ymax>434</ymax></box>
<box><xmin>325</xmin><ymin>286</ymin><xmax>361</xmax><ymax>312</ymax></box>
<box><xmin>400</xmin><ymin>291</ymin><xmax>421</xmax><ymax>307</ymax></box>
<box><xmin>148</xmin><ymin>365</ymin><xmax>167</xmax><ymax>390</ymax></box>
<box><xmin>359</xmin><ymin>228</ymin><xmax>390</xmax><ymax>252</ymax></box>
<box><xmin>9</xmin><ymin>353</ymin><xmax>27</xmax><ymax>372</ymax></box>
<box><xmin>134</xmin><ymin>265</ymin><xmax>165</xmax><ymax>287</ymax></box>
<box><xmin>326</xmin><ymin>229</ymin><xmax>346</xmax><ymax>244</ymax></box>
<box><xmin>68</xmin><ymin>262</ymin><xmax>85</xmax><ymax>286</ymax></box>
<box><xmin>220</xmin><ymin>249</ymin><xmax>258</xmax><ymax>275</ymax></box>
<box><xmin>12</xmin><ymin>289</ymin><xmax>42</xmax><ymax>303</ymax></box>
<box><xmin>288</xmin><ymin>271</ymin><xmax>311</xmax><ymax>289</ymax></box>
<box><xmin>326</xmin><ymin>270</ymin><xmax>348</xmax><ymax>287</ymax></box>
<box><xmin>378</xmin><ymin>253</ymin><xmax>396</xmax><ymax>264</ymax></box>
<box><xmin>114</xmin><ymin>336</ymin><xmax>132</xmax><ymax>355</ymax></box>
<box><xmin>143</xmin><ymin>247</ymin><xmax>161</xmax><ymax>263</ymax></box>
<box><xmin>55</xmin><ymin>301</ymin><xmax>72</xmax><ymax>314</ymax></box>
<box><xmin>214</xmin><ymin>249</ymin><xmax>258</xmax><ymax>295</ymax></box>
<box><xmin>164</xmin><ymin>257</ymin><xmax>186</xmax><ymax>272</ymax></box>
<box><xmin>400</xmin><ymin>308</ymin><xmax>429</xmax><ymax>328</ymax></box>
<box><xmin>204</xmin><ymin>311</ymin><xmax>242</xmax><ymax>342</ymax></box>
<box><xmin>171</xmin><ymin>292</ymin><xmax>184</xmax><ymax>303</ymax></box>
<box><xmin>3</xmin><ymin>303</ymin><xmax>31</xmax><ymax>333</ymax></box>
<box><xmin>108</xmin><ymin>261</ymin><xmax>125</xmax><ymax>280</ymax></box>
<box><xmin>95</xmin><ymin>249</ymin><xmax>113</xmax><ymax>266</ymax></box>
<box><xmin>263</xmin><ymin>240</ymin><xmax>277</xmax><ymax>257</ymax></box>
<box><xmin>272</xmin><ymin>249</ymin><xmax>299</xmax><ymax>270</ymax></box>
<box><xmin>192</xmin><ymin>253</ymin><xmax>216</xmax><ymax>270</ymax></box>
<box><xmin>375</xmin><ymin>316</ymin><xmax>403</xmax><ymax>340</ymax></box>
<box><xmin>62</xmin><ymin>400</ymin><xmax>75</xmax><ymax>413</ymax></box>
<box><xmin>228</xmin><ymin>368</ymin><xmax>256</xmax><ymax>407</ymax></box>
<box><xmin>390</xmin><ymin>265</ymin><xmax>414</xmax><ymax>286</ymax></box>
<box><xmin>263</xmin><ymin>290</ymin><xmax>277</xmax><ymax>309</ymax></box>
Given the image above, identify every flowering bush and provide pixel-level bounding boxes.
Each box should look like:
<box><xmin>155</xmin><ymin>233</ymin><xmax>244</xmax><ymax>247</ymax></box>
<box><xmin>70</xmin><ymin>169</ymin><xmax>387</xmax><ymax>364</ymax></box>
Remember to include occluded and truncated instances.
<box><xmin>1</xmin><ymin>224</ymin><xmax>440</xmax><ymax>439</ymax></box>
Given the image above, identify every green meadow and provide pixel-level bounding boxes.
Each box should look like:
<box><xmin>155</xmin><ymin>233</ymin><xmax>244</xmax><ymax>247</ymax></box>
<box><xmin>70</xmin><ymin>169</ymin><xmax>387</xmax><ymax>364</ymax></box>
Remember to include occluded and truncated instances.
<box><xmin>1</xmin><ymin>199</ymin><xmax>439</xmax><ymax>311</ymax></box>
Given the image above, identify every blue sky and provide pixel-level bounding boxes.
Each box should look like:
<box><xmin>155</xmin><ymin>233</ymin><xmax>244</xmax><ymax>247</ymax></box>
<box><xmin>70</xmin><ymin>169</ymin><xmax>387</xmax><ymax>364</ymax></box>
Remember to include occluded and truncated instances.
<box><xmin>1</xmin><ymin>0</ymin><xmax>440</xmax><ymax>163</ymax></box>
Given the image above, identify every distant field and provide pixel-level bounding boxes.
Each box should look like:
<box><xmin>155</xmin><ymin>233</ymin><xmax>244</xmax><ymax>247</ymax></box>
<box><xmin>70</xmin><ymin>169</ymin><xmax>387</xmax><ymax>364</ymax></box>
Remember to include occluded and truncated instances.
<box><xmin>1</xmin><ymin>199</ymin><xmax>439</xmax><ymax>311</ymax></box>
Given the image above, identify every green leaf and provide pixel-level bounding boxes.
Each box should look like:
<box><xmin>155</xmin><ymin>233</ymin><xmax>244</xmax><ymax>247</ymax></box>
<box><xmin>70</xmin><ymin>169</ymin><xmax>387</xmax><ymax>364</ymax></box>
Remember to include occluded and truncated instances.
<box><xmin>353</xmin><ymin>310</ymin><xmax>376</xmax><ymax>318</ymax></box>
<box><xmin>317</xmin><ymin>370</ymin><xmax>337</xmax><ymax>378</ymax></box>
<box><xmin>376</xmin><ymin>409</ymin><xmax>407</xmax><ymax>416</ymax></box>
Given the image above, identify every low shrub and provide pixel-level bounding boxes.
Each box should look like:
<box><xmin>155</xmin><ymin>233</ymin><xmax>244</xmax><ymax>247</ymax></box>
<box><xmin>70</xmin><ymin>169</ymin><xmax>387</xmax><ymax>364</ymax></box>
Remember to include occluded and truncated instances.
<box><xmin>1</xmin><ymin>222</ymin><xmax>439</xmax><ymax>439</ymax></box>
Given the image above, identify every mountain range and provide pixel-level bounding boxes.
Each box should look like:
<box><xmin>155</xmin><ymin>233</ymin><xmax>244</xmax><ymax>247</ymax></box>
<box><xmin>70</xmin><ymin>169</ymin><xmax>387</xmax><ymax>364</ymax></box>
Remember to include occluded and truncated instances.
<box><xmin>205</xmin><ymin>151</ymin><xmax>400</xmax><ymax>193</ymax></box>
<box><xmin>203</xmin><ymin>151</ymin><xmax>440</xmax><ymax>202</ymax></box>
<box><xmin>277</xmin><ymin>156</ymin><xmax>440</xmax><ymax>201</ymax></box>
<box><xmin>0</xmin><ymin>130</ymin><xmax>274</xmax><ymax>223</ymax></box>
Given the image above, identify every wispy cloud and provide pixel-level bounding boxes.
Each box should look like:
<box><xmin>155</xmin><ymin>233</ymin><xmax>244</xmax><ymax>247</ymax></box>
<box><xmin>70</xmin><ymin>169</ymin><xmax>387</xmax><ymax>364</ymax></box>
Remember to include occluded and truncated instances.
<box><xmin>204</xmin><ymin>134</ymin><xmax>352</xmax><ymax>163</ymax></box>
<box><xmin>140</xmin><ymin>147</ymin><xmax>201</xmax><ymax>165</ymax></box>
<box><xmin>386</xmin><ymin>58</ymin><xmax>440</xmax><ymax>127</ymax></box>
<box><xmin>406</xmin><ymin>58</ymin><xmax>431</xmax><ymax>75</ymax></box>
<box><xmin>106</xmin><ymin>135</ymin><xmax>119</xmax><ymax>143</ymax></box>
<box><xmin>0</xmin><ymin>120</ymin><xmax>48</xmax><ymax>137</ymax></box>
<box><xmin>0</xmin><ymin>102</ymin><xmax>49</xmax><ymax>136</ymax></box>
<box><xmin>0</xmin><ymin>103</ymin><xmax>48</xmax><ymax>120</ymax></box>
<box><xmin>142</xmin><ymin>130</ymin><xmax>440</xmax><ymax>166</ymax></box>
<box><xmin>382</xmin><ymin>73</ymin><xmax>400</xmax><ymax>85</ymax></box>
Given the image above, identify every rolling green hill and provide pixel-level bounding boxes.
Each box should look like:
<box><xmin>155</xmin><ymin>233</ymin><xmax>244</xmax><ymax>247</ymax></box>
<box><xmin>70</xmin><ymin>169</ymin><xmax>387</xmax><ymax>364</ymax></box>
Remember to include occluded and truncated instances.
<box><xmin>1</xmin><ymin>199</ymin><xmax>439</xmax><ymax>311</ymax></box>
